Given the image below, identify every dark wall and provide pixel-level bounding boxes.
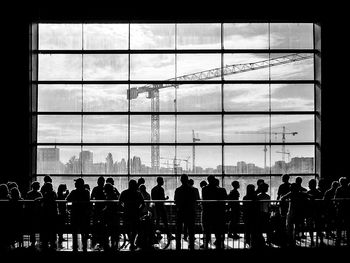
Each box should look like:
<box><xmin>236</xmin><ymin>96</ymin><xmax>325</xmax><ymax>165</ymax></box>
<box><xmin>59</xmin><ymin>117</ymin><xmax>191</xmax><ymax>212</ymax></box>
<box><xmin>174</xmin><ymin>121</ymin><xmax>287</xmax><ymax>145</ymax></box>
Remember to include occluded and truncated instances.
<box><xmin>2</xmin><ymin>3</ymin><xmax>348</xmax><ymax>193</ymax></box>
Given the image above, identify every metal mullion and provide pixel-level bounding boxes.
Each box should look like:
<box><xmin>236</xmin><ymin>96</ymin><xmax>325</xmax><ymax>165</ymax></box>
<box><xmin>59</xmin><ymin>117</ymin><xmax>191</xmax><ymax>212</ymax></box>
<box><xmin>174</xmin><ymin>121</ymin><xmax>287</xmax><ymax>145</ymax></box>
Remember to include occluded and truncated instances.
<box><xmin>221</xmin><ymin>22</ymin><xmax>225</xmax><ymax>182</ymax></box>
<box><xmin>36</xmin><ymin>20</ymin><xmax>318</xmax><ymax>24</ymax></box>
<box><xmin>36</xmin><ymin>142</ymin><xmax>318</xmax><ymax>146</ymax></box>
<box><xmin>128</xmin><ymin>23</ymin><xmax>131</xmax><ymax>179</ymax></box>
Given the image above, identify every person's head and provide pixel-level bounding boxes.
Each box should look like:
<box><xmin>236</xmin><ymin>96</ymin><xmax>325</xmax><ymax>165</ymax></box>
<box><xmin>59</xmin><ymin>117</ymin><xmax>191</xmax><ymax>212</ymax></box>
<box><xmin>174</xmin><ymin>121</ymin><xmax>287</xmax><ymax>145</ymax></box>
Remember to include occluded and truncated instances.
<box><xmin>331</xmin><ymin>180</ymin><xmax>340</xmax><ymax>189</ymax></box>
<box><xmin>106</xmin><ymin>177</ymin><xmax>114</xmax><ymax>185</ymax></box>
<box><xmin>139</xmin><ymin>184</ymin><xmax>146</xmax><ymax>192</ymax></box>
<box><xmin>260</xmin><ymin>182</ymin><xmax>269</xmax><ymax>193</ymax></box>
<box><xmin>200</xmin><ymin>180</ymin><xmax>207</xmax><ymax>188</ymax></box>
<box><xmin>257</xmin><ymin>179</ymin><xmax>264</xmax><ymax>186</ymax></box>
<box><xmin>231</xmin><ymin>180</ymin><xmax>240</xmax><ymax>189</ymax></box>
<box><xmin>104</xmin><ymin>183</ymin><xmax>114</xmax><ymax>196</ymax></box>
<box><xmin>43</xmin><ymin>175</ymin><xmax>52</xmax><ymax>184</ymax></box>
<box><xmin>282</xmin><ymin>174</ymin><xmax>290</xmax><ymax>183</ymax></box>
<box><xmin>180</xmin><ymin>174</ymin><xmax>188</xmax><ymax>185</ymax></box>
<box><xmin>138</xmin><ymin>177</ymin><xmax>145</xmax><ymax>186</ymax></box>
<box><xmin>0</xmin><ymin>184</ymin><xmax>9</xmax><ymax>199</ymax></box>
<box><xmin>10</xmin><ymin>187</ymin><xmax>21</xmax><ymax>200</ymax></box>
<box><xmin>317</xmin><ymin>178</ymin><xmax>326</xmax><ymax>190</ymax></box>
<box><xmin>188</xmin><ymin>179</ymin><xmax>194</xmax><ymax>187</ymax></box>
<box><xmin>339</xmin><ymin>177</ymin><xmax>348</xmax><ymax>187</ymax></box>
<box><xmin>74</xmin><ymin>178</ymin><xmax>85</xmax><ymax>190</ymax></box>
<box><xmin>295</xmin><ymin>176</ymin><xmax>303</xmax><ymax>185</ymax></box>
<box><xmin>31</xmin><ymin>181</ymin><xmax>40</xmax><ymax>191</ymax></box>
<box><xmin>308</xmin><ymin>179</ymin><xmax>317</xmax><ymax>190</ymax></box>
<box><xmin>207</xmin><ymin>175</ymin><xmax>216</xmax><ymax>185</ymax></box>
<box><xmin>156</xmin><ymin>176</ymin><xmax>164</xmax><ymax>186</ymax></box>
<box><xmin>128</xmin><ymin>179</ymin><xmax>138</xmax><ymax>191</ymax></box>
<box><xmin>246</xmin><ymin>184</ymin><xmax>256</xmax><ymax>196</ymax></box>
<box><xmin>7</xmin><ymin>181</ymin><xmax>18</xmax><ymax>190</ymax></box>
<box><xmin>57</xmin><ymin>184</ymin><xmax>67</xmax><ymax>193</ymax></box>
<box><xmin>97</xmin><ymin>176</ymin><xmax>105</xmax><ymax>187</ymax></box>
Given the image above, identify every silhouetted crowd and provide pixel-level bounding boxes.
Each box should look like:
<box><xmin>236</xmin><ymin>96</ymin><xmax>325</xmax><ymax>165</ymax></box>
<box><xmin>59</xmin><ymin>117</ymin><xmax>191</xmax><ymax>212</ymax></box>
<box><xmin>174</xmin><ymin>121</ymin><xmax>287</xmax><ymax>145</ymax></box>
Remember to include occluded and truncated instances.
<box><xmin>0</xmin><ymin>174</ymin><xmax>349</xmax><ymax>252</ymax></box>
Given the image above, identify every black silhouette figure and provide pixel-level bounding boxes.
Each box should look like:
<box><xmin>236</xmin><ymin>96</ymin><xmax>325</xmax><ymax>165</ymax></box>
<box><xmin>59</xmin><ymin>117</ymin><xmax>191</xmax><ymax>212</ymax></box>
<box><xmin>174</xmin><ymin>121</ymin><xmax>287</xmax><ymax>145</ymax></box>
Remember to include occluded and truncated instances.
<box><xmin>228</xmin><ymin>180</ymin><xmax>241</xmax><ymax>240</ymax></box>
<box><xmin>91</xmin><ymin>176</ymin><xmax>106</xmax><ymax>250</ymax></box>
<box><xmin>183</xmin><ymin>179</ymin><xmax>200</xmax><ymax>242</ymax></box>
<box><xmin>57</xmin><ymin>184</ymin><xmax>69</xmax><ymax>246</ymax></box>
<box><xmin>174</xmin><ymin>174</ymin><xmax>198</xmax><ymax>250</ymax></box>
<box><xmin>66</xmin><ymin>178</ymin><xmax>91</xmax><ymax>252</ymax></box>
<box><xmin>119</xmin><ymin>179</ymin><xmax>145</xmax><ymax>250</ymax></box>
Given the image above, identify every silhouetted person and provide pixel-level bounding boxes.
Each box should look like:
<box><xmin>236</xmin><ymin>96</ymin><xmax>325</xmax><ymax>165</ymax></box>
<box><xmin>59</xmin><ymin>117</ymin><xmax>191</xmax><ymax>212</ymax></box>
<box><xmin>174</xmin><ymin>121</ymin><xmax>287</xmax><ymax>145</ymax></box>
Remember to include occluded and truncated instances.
<box><xmin>323</xmin><ymin>180</ymin><xmax>339</xmax><ymax>238</ymax></box>
<box><xmin>66</xmin><ymin>178</ymin><xmax>91</xmax><ymax>252</ymax></box>
<box><xmin>40</xmin><ymin>175</ymin><xmax>52</xmax><ymax>195</ymax></box>
<box><xmin>137</xmin><ymin>184</ymin><xmax>154</xmax><ymax>250</ymax></box>
<box><xmin>119</xmin><ymin>179</ymin><xmax>145</xmax><ymax>250</ymax></box>
<box><xmin>257</xmin><ymin>182</ymin><xmax>271</xmax><ymax>246</ymax></box>
<box><xmin>256</xmin><ymin>179</ymin><xmax>265</xmax><ymax>195</ymax></box>
<box><xmin>183</xmin><ymin>179</ymin><xmax>200</xmax><ymax>241</ymax></box>
<box><xmin>91</xmin><ymin>176</ymin><xmax>106</xmax><ymax>249</ymax></box>
<box><xmin>228</xmin><ymin>180</ymin><xmax>241</xmax><ymax>239</ymax></box>
<box><xmin>9</xmin><ymin>187</ymin><xmax>24</xmax><ymax>247</ymax></box>
<box><xmin>242</xmin><ymin>184</ymin><xmax>260</xmax><ymax>248</ymax></box>
<box><xmin>277</xmin><ymin>174</ymin><xmax>291</xmax><ymax>219</ymax></box>
<box><xmin>151</xmin><ymin>176</ymin><xmax>174</xmax><ymax>241</ymax></box>
<box><xmin>174</xmin><ymin>174</ymin><xmax>198</xmax><ymax>250</ymax></box>
<box><xmin>41</xmin><ymin>182</ymin><xmax>58</xmax><ymax>250</ymax></box>
<box><xmin>139</xmin><ymin>184</ymin><xmax>151</xmax><ymax>214</ymax></box>
<box><xmin>102</xmin><ymin>182</ymin><xmax>120</xmax><ymax>250</ymax></box>
<box><xmin>334</xmin><ymin>177</ymin><xmax>349</xmax><ymax>245</ymax></box>
<box><xmin>137</xmin><ymin>177</ymin><xmax>145</xmax><ymax>188</ymax></box>
<box><xmin>25</xmin><ymin>181</ymin><xmax>43</xmax><ymax>247</ymax></box>
<box><xmin>295</xmin><ymin>176</ymin><xmax>307</xmax><ymax>193</ymax></box>
<box><xmin>106</xmin><ymin>177</ymin><xmax>120</xmax><ymax>199</ymax></box>
<box><xmin>0</xmin><ymin>184</ymin><xmax>11</xmax><ymax>251</ymax></box>
<box><xmin>57</xmin><ymin>184</ymin><xmax>69</xmax><ymax>246</ymax></box>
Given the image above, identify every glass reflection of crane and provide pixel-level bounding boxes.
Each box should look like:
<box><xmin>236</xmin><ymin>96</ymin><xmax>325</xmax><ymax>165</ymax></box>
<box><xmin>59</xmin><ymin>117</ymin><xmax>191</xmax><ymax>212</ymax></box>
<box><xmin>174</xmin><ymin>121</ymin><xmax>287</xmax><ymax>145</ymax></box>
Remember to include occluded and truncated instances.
<box><xmin>127</xmin><ymin>54</ymin><xmax>312</xmax><ymax>172</ymax></box>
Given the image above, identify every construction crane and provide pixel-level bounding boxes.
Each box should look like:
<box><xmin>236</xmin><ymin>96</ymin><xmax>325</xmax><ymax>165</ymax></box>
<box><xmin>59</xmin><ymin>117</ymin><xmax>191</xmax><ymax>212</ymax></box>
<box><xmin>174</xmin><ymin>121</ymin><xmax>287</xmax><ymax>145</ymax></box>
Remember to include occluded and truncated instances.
<box><xmin>127</xmin><ymin>53</ymin><xmax>312</xmax><ymax>172</ymax></box>
<box><xmin>160</xmin><ymin>156</ymin><xmax>191</xmax><ymax>172</ymax></box>
<box><xmin>192</xmin><ymin>130</ymin><xmax>200</xmax><ymax>173</ymax></box>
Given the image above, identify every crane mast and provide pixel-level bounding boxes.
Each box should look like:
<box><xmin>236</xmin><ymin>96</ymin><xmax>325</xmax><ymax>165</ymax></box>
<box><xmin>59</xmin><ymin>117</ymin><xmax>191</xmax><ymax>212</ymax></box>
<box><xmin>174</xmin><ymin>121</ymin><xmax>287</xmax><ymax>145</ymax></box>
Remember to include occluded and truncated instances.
<box><xmin>127</xmin><ymin>53</ymin><xmax>312</xmax><ymax>172</ymax></box>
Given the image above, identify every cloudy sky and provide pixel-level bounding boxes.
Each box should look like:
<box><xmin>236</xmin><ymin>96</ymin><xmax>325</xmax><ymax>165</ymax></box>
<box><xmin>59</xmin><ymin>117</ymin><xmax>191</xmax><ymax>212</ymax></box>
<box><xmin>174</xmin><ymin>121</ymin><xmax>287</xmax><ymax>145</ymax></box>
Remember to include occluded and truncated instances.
<box><xmin>37</xmin><ymin>23</ymin><xmax>316</xmax><ymax>170</ymax></box>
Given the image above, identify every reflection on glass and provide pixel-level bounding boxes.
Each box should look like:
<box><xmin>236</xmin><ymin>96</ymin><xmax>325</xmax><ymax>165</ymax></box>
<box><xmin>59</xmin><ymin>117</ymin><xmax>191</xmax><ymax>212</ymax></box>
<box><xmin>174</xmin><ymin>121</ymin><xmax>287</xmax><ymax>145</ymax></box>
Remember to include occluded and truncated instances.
<box><xmin>270</xmin><ymin>23</ymin><xmax>313</xmax><ymax>49</ymax></box>
<box><xmin>83</xmin><ymin>24</ymin><xmax>128</xmax><ymax>50</ymax></box>
<box><xmin>270</xmin><ymin>115</ymin><xmax>314</xmax><ymax>142</ymax></box>
<box><xmin>224</xmin><ymin>115</ymin><xmax>270</xmax><ymax>143</ymax></box>
<box><xmin>37</xmin><ymin>146</ymin><xmax>82</xmax><ymax>174</ymax></box>
<box><xmin>177</xmin><ymin>54</ymin><xmax>221</xmax><ymax>79</ymax></box>
<box><xmin>223</xmin><ymin>23</ymin><xmax>269</xmax><ymax>49</ymax></box>
<box><xmin>38</xmin><ymin>85</ymin><xmax>82</xmax><ymax>112</ymax></box>
<box><xmin>83</xmin><ymin>85</ymin><xmax>128</xmax><ymax>112</ymax></box>
<box><xmin>38</xmin><ymin>115</ymin><xmax>81</xmax><ymax>143</ymax></box>
<box><xmin>83</xmin><ymin>54</ymin><xmax>128</xmax><ymax>80</ymax></box>
<box><xmin>82</xmin><ymin>115</ymin><xmax>128</xmax><ymax>143</ymax></box>
<box><xmin>223</xmin><ymin>54</ymin><xmax>269</xmax><ymax>80</ymax></box>
<box><xmin>271</xmin><ymin>84</ymin><xmax>314</xmax><ymax>111</ymax></box>
<box><xmin>224</xmin><ymin>84</ymin><xmax>269</xmax><ymax>111</ymax></box>
<box><xmin>130</xmin><ymin>115</ymin><xmax>175</xmax><ymax>143</ymax></box>
<box><xmin>82</xmin><ymin>146</ymin><xmax>128</xmax><ymax>174</ymax></box>
<box><xmin>177</xmin><ymin>23</ymin><xmax>221</xmax><ymax>49</ymax></box>
<box><xmin>39</xmin><ymin>24</ymin><xmax>82</xmax><ymax>50</ymax></box>
<box><xmin>39</xmin><ymin>54</ymin><xmax>82</xmax><ymax>80</ymax></box>
<box><xmin>130</xmin><ymin>54</ymin><xmax>175</xmax><ymax>80</ymax></box>
<box><xmin>129</xmin><ymin>146</ymin><xmax>175</xmax><ymax>174</ymax></box>
<box><xmin>176</xmin><ymin>146</ymin><xmax>221</xmax><ymax>174</ymax></box>
<box><xmin>177</xmin><ymin>115</ymin><xmax>221</xmax><ymax>143</ymax></box>
<box><xmin>177</xmin><ymin>84</ymin><xmax>221</xmax><ymax>112</ymax></box>
<box><xmin>271</xmin><ymin>145</ymin><xmax>315</xmax><ymax>174</ymax></box>
<box><xmin>224</xmin><ymin>146</ymin><xmax>271</xmax><ymax>174</ymax></box>
<box><xmin>130</xmin><ymin>24</ymin><xmax>175</xmax><ymax>49</ymax></box>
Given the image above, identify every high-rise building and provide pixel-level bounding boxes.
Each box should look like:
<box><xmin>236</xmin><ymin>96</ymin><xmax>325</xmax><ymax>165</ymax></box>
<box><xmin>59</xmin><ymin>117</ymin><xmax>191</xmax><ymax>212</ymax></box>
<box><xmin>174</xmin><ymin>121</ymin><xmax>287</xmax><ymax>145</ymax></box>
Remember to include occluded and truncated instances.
<box><xmin>79</xmin><ymin>151</ymin><xmax>93</xmax><ymax>173</ymax></box>
<box><xmin>37</xmin><ymin>147</ymin><xmax>64</xmax><ymax>174</ymax></box>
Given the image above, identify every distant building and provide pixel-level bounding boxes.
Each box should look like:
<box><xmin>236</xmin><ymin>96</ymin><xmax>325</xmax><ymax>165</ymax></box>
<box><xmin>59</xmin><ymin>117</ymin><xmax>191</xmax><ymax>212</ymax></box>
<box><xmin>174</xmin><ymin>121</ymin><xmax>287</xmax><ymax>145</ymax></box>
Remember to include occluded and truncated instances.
<box><xmin>37</xmin><ymin>147</ymin><xmax>64</xmax><ymax>174</ymax></box>
<box><xmin>289</xmin><ymin>157</ymin><xmax>314</xmax><ymax>173</ymax></box>
<box><xmin>79</xmin><ymin>151</ymin><xmax>93</xmax><ymax>173</ymax></box>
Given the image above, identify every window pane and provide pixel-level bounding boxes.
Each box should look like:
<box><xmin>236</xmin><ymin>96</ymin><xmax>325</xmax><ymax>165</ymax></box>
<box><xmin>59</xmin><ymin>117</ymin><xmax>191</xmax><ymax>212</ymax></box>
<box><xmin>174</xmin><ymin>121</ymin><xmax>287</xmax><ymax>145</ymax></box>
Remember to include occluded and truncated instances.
<box><xmin>177</xmin><ymin>23</ymin><xmax>221</xmax><ymax>49</ymax></box>
<box><xmin>39</xmin><ymin>24</ymin><xmax>82</xmax><ymax>50</ymax></box>
<box><xmin>177</xmin><ymin>84</ymin><xmax>221</xmax><ymax>112</ymax></box>
<box><xmin>177</xmin><ymin>115</ymin><xmax>221</xmax><ymax>143</ymax></box>
<box><xmin>38</xmin><ymin>85</ymin><xmax>82</xmax><ymax>112</ymax></box>
<box><xmin>81</xmin><ymin>146</ymin><xmax>128</xmax><ymax>174</ymax></box>
<box><xmin>83</xmin><ymin>85</ymin><xmax>128</xmax><ymax>112</ymax></box>
<box><xmin>130</xmin><ymin>84</ymin><xmax>175</xmax><ymax>112</ymax></box>
<box><xmin>223</xmin><ymin>23</ymin><xmax>269</xmax><ymax>49</ymax></box>
<box><xmin>129</xmin><ymin>146</ymin><xmax>175</xmax><ymax>174</ymax></box>
<box><xmin>82</xmin><ymin>115</ymin><xmax>128</xmax><ymax>143</ymax></box>
<box><xmin>130</xmin><ymin>54</ymin><xmax>175</xmax><ymax>80</ymax></box>
<box><xmin>130</xmin><ymin>115</ymin><xmax>175</xmax><ymax>143</ymax></box>
<box><xmin>38</xmin><ymin>115</ymin><xmax>81</xmax><ymax>143</ymax></box>
<box><xmin>224</xmin><ymin>146</ymin><xmax>270</xmax><ymax>174</ymax></box>
<box><xmin>270</xmin><ymin>23</ymin><xmax>313</xmax><ymax>49</ymax></box>
<box><xmin>271</xmin><ymin>145</ymin><xmax>315</xmax><ymax>174</ymax></box>
<box><xmin>177</xmin><ymin>54</ymin><xmax>221</xmax><ymax>79</ymax></box>
<box><xmin>37</xmin><ymin>146</ymin><xmax>81</xmax><ymax>174</ymax></box>
<box><xmin>271</xmin><ymin>84</ymin><xmax>314</xmax><ymax>111</ymax></box>
<box><xmin>176</xmin><ymin>146</ymin><xmax>221</xmax><ymax>174</ymax></box>
<box><xmin>130</xmin><ymin>24</ymin><xmax>175</xmax><ymax>49</ymax></box>
<box><xmin>83</xmin><ymin>54</ymin><xmax>128</xmax><ymax>80</ymax></box>
<box><xmin>223</xmin><ymin>54</ymin><xmax>269</xmax><ymax>80</ymax></box>
<box><xmin>271</xmin><ymin>115</ymin><xmax>314</xmax><ymax>142</ymax></box>
<box><xmin>224</xmin><ymin>84</ymin><xmax>269</xmax><ymax>111</ymax></box>
<box><xmin>39</xmin><ymin>54</ymin><xmax>82</xmax><ymax>80</ymax></box>
<box><xmin>83</xmin><ymin>24</ymin><xmax>128</xmax><ymax>50</ymax></box>
<box><xmin>224</xmin><ymin>115</ymin><xmax>270</xmax><ymax>143</ymax></box>
<box><xmin>270</xmin><ymin>53</ymin><xmax>314</xmax><ymax>80</ymax></box>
